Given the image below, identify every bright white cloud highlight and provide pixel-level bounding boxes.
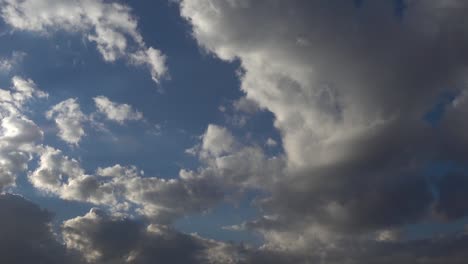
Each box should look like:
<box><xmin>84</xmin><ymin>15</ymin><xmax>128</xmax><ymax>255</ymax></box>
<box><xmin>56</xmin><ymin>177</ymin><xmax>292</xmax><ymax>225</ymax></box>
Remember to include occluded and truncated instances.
<box><xmin>0</xmin><ymin>76</ymin><xmax>46</xmax><ymax>190</ymax></box>
<box><xmin>93</xmin><ymin>96</ymin><xmax>143</xmax><ymax>124</ymax></box>
<box><xmin>46</xmin><ymin>98</ymin><xmax>86</xmax><ymax>145</ymax></box>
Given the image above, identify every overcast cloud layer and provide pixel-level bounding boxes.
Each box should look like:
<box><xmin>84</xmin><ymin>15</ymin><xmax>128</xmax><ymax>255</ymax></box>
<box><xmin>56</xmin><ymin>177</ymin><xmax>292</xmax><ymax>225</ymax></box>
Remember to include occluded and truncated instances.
<box><xmin>1</xmin><ymin>0</ymin><xmax>468</xmax><ymax>263</ymax></box>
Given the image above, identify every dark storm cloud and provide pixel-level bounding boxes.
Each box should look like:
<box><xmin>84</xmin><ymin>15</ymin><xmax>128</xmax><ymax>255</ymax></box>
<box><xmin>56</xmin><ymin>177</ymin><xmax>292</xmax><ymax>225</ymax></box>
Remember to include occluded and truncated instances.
<box><xmin>243</xmin><ymin>233</ymin><xmax>468</xmax><ymax>264</ymax></box>
<box><xmin>0</xmin><ymin>194</ymin><xmax>82</xmax><ymax>264</ymax></box>
<box><xmin>433</xmin><ymin>172</ymin><xmax>468</xmax><ymax>220</ymax></box>
<box><xmin>62</xmin><ymin>208</ymin><xmax>240</xmax><ymax>264</ymax></box>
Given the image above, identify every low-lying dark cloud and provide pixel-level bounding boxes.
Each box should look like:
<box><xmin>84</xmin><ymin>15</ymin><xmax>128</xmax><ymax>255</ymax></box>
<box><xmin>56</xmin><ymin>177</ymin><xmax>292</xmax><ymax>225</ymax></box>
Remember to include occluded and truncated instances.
<box><xmin>0</xmin><ymin>194</ymin><xmax>82</xmax><ymax>264</ymax></box>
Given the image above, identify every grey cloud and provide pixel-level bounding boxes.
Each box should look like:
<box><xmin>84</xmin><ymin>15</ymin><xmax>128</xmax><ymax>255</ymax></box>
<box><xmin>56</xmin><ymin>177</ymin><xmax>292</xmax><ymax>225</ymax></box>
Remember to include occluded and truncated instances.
<box><xmin>0</xmin><ymin>194</ymin><xmax>82</xmax><ymax>264</ymax></box>
<box><xmin>62</xmin><ymin>208</ymin><xmax>239</xmax><ymax>264</ymax></box>
<box><xmin>179</xmin><ymin>0</ymin><xmax>468</xmax><ymax>258</ymax></box>
<box><xmin>433</xmin><ymin>172</ymin><xmax>468</xmax><ymax>220</ymax></box>
<box><xmin>238</xmin><ymin>233</ymin><xmax>468</xmax><ymax>264</ymax></box>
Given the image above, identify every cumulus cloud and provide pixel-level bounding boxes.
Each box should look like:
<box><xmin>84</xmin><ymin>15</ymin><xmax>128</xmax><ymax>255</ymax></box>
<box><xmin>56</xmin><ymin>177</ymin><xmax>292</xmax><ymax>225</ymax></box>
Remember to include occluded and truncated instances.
<box><xmin>93</xmin><ymin>96</ymin><xmax>143</xmax><ymax>124</ymax></box>
<box><xmin>46</xmin><ymin>98</ymin><xmax>86</xmax><ymax>145</ymax></box>
<box><xmin>29</xmin><ymin>124</ymin><xmax>282</xmax><ymax>224</ymax></box>
<box><xmin>0</xmin><ymin>76</ymin><xmax>46</xmax><ymax>190</ymax></box>
<box><xmin>179</xmin><ymin>0</ymin><xmax>468</xmax><ymax>260</ymax></box>
<box><xmin>0</xmin><ymin>0</ymin><xmax>167</xmax><ymax>84</ymax></box>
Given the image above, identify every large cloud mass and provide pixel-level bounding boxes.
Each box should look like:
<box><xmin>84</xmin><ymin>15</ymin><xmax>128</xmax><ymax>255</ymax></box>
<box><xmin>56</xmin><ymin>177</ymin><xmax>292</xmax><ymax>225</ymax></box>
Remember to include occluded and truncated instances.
<box><xmin>179</xmin><ymin>0</ymin><xmax>468</xmax><ymax>261</ymax></box>
<box><xmin>3</xmin><ymin>0</ymin><xmax>468</xmax><ymax>263</ymax></box>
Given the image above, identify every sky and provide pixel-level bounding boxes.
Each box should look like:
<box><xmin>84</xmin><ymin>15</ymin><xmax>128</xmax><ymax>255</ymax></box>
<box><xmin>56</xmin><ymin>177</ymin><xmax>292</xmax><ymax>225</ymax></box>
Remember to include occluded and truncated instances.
<box><xmin>1</xmin><ymin>0</ymin><xmax>468</xmax><ymax>263</ymax></box>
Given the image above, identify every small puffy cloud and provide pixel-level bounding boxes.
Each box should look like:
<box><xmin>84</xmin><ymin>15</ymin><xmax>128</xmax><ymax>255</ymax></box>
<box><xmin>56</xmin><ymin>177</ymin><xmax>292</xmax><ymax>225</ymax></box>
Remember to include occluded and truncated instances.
<box><xmin>46</xmin><ymin>98</ymin><xmax>86</xmax><ymax>145</ymax></box>
<box><xmin>200</xmin><ymin>124</ymin><xmax>236</xmax><ymax>157</ymax></box>
<box><xmin>0</xmin><ymin>0</ymin><xmax>167</xmax><ymax>84</ymax></box>
<box><xmin>11</xmin><ymin>76</ymin><xmax>48</xmax><ymax>101</ymax></box>
<box><xmin>93</xmin><ymin>96</ymin><xmax>143</xmax><ymax>124</ymax></box>
<box><xmin>0</xmin><ymin>51</ymin><xmax>26</xmax><ymax>73</ymax></box>
<box><xmin>130</xmin><ymin>47</ymin><xmax>168</xmax><ymax>85</ymax></box>
<box><xmin>266</xmin><ymin>138</ymin><xmax>277</xmax><ymax>147</ymax></box>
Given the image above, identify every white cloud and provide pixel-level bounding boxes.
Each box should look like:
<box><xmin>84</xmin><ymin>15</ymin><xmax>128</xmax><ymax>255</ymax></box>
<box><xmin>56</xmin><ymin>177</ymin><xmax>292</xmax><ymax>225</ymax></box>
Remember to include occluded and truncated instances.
<box><xmin>0</xmin><ymin>76</ymin><xmax>46</xmax><ymax>190</ymax></box>
<box><xmin>130</xmin><ymin>47</ymin><xmax>168</xmax><ymax>85</ymax></box>
<box><xmin>0</xmin><ymin>0</ymin><xmax>167</xmax><ymax>84</ymax></box>
<box><xmin>93</xmin><ymin>96</ymin><xmax>143</xmax><ymax>124</ymax></box>
<box><xmin>29</xmin><ymin>124</ymin><xmax>283</xmax><ymax>223</ymax></box>
<box><xmin>46</xmin><ymin>98</ymin><xmax>86</xmax><ymax>145</ymax></box>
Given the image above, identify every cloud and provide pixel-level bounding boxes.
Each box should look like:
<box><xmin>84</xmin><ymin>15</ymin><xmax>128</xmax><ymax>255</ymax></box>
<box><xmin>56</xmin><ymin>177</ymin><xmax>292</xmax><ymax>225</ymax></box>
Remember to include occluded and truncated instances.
<box><xmin>0</xmin><ymin>76</ymin><xmax>46</xmax><ymax>190</ymax></box>
<box><xmin>0</xmin><ymin>0</ymin><xmax>167</xmax><ymax>84</ymax></box>
<box><xmin>28</xmin><ymin>145</ymin><xmax>224</xmax><ymax>223</ymax></box>
<box><xmin>0</xmin><ymin>194</ymin><xmax>82</xmax><ymax>264</ymax></box>
<box><xmin>29</xmin><ymin>124</ymin><xmax>282</xmax><ymax>224</ymax></box>
<box><xmin>233</xmin><ymin>97</ymin><xmax>259</xmax><ymax>114</ymax></box>
<box><xmin>46</xmin><ymin>98</ymin><xmax>86</xmax><ymax>145</ymax></box>
<box><xmin>3</xmin><ymin>193</ymin><xmax>468</xmax><ymax>264</ymax></box>
<box><xmin>93</xmin><ymin>96</ymin><xmax>143</xmax><ymax>124</ymax></box>
<box><xmin>179</xmin><ymin>0</ymin><xmax>468</xmax><ymax>260</ymax></box>
<box><xmin>62</xmin><ymin>208</ymin><xmax>239</xmax><ymax>264</ymax></box>
<box><xmin>0</xmin><ymin>194</ymin><xmax>239</xmax><ymax>264</ymax></box>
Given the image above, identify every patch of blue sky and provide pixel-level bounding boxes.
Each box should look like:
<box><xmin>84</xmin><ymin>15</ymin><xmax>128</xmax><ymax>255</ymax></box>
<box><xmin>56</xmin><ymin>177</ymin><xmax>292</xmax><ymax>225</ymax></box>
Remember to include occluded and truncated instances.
<box><xmin>423</xmin><ymin>91</ymin><xmax>457</xmax><ymax>126</ymax></box>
